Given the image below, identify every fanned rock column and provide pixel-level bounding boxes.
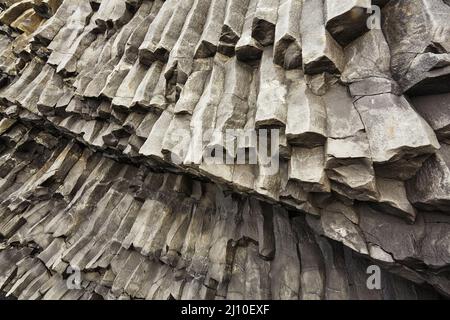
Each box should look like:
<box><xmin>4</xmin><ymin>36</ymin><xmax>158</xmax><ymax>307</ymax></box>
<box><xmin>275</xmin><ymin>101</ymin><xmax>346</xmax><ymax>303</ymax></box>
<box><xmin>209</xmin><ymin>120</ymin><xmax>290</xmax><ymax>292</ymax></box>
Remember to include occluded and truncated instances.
<box><xmin>0</xmin><ymin>0</ymin><xmax>449</xmax><ymax>300</ymax></box>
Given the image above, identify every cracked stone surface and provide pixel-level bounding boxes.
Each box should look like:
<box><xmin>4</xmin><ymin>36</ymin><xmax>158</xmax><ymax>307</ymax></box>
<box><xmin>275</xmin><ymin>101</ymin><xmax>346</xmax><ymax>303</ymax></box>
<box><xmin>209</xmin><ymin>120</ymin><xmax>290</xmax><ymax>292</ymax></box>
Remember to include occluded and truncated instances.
<box><xmin>0</xmin><ymin>0</ymin><xmax>449</xmax><ymax>300</ymax></box>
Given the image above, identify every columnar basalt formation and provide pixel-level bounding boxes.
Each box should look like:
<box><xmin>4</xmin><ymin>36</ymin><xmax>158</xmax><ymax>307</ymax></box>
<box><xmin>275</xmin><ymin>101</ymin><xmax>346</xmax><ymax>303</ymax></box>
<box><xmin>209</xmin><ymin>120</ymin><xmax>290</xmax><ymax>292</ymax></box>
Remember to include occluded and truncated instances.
<box><xmin>0</xmin><ymin>0</ymin><xmax>449</xmax><ymax>300</ymax></box>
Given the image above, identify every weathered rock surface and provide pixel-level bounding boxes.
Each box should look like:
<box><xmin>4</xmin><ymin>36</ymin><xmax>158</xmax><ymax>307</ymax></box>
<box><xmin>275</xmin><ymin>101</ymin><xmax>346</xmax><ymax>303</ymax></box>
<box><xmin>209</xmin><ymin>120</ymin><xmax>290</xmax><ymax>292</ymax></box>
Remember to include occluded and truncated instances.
<box><xmin>382</xmin><ymin>0</ymin><xmax>450</xmax><ymax>96</ymax></box>
<box><xmin>0</xmin><ymin>0</ymin><xmax>449</xmax><ymax>300</ymax></box>
<box><xmin>406</xmin><ymin>143</ymin><xmax>450</xmax><ymax>213</ymax></box>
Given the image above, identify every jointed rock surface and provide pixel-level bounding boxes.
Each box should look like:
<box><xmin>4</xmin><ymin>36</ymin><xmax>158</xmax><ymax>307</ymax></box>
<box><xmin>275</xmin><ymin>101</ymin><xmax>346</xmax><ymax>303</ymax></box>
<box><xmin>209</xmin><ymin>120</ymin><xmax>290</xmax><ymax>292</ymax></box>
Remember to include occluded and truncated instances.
<box><xmin>0</xmin><ymin>0</ymin><xmax>449</xmax><ymax>300</ymax></box>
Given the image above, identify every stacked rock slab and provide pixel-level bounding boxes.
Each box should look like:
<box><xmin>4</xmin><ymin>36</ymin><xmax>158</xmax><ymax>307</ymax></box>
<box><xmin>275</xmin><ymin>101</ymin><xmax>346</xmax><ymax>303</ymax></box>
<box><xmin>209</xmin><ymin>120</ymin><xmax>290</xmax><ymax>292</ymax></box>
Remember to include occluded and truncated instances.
<box><xmin>0</xmin><ymin>0</ymin><xmax>449</xmax><ymax>300</ymax></box>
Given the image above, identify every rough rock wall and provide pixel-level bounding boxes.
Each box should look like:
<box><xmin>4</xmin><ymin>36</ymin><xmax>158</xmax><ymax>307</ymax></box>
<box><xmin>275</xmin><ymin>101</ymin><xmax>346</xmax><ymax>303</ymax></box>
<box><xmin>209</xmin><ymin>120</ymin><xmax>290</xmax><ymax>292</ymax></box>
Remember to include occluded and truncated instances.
<box><xmin>0</xmin><ymin>0</ymin><xmax>449</xmax><ymax>300</ymax></box>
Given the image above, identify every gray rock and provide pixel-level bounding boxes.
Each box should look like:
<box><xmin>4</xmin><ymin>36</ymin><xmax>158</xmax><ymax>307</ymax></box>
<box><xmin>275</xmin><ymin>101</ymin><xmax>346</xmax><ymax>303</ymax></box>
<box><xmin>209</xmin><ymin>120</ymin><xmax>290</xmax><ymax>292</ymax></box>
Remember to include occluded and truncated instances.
<box><xmin>406</xmin><ymin>143</ymin><xmax>450</xmax><ymax>213</ymax></box>
<box><xmin>300</xmin><ymin>0</ymin><xmax>345</xmax><ymax>75</ymax></box>
<box><xmin>354</xmin><ymin>93</ymin><xmax>440</xmax><ymax>172</ymax></box>
<box><xmin>0</xmin><ymin>0</ymin><xmax>449</xmax><ymax>301</ymax></box>
<box><xmin>289</xmin><ymin>146</ymin><xmax>330</xmax><ymax>193</ymax></box>
<box><xmin>410</xmin><ymin>93</ymin><xmax>450</xmax><ymax>141</ymax></box>
<box><xmin>325</xmin><ymin>0</ymin><xmax>372</xmax><ymax>47</ymax></box>
<box><xmin>382</xmin><ymin>0</ymin><xmax>450</xmax><ymax>95</ymax></box>
<box><xmin>285</xmin><ymin>69</ymin><xmax>327</xmax><ymax>147</ymax></box>
<box><xmin>255</xmin><ymin>46</ymin><xmax>287</xmax><ymax>128</ymax></box>
<box><xmin>252</xmin><ymin>0</ymin><xmax>280</xmax><ymax>47</ymax></box>
<box><xmin>273</xmin><ymin>0</ymin><xmax>302</xmax><ymax>69</ymax></box>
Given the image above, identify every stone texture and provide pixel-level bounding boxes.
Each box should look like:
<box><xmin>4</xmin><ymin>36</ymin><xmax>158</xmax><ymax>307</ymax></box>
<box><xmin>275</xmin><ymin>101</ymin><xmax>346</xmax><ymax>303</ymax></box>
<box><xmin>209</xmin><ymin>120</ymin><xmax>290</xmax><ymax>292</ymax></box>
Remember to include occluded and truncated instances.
<box><xmin>0</xmin><ymin>0</ymin><xmax>449</xmax><ymax>301</ymax></box>
<box><xmin>406</xmin><ymin>143</ymin><xmax>450</xmax><ymax>213</ymax></box>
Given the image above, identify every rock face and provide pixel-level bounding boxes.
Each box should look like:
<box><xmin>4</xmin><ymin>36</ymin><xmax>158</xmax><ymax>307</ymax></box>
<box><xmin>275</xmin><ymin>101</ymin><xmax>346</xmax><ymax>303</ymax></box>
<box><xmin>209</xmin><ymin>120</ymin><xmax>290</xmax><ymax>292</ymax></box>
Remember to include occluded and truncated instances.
<box><xmin>0</xmin><ymin>0</ymin><xmax>449</xmax><ymax>300</ymax></box>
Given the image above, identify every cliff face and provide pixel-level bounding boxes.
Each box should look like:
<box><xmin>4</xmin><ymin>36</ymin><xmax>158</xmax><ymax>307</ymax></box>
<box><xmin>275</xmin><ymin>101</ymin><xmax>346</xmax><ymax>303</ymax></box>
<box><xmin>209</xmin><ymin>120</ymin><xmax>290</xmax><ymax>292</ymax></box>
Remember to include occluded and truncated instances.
<box><xmin>0</xmin><ymin>0</ymin><xmax>449</xmax><ymax>300</ymax></box>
